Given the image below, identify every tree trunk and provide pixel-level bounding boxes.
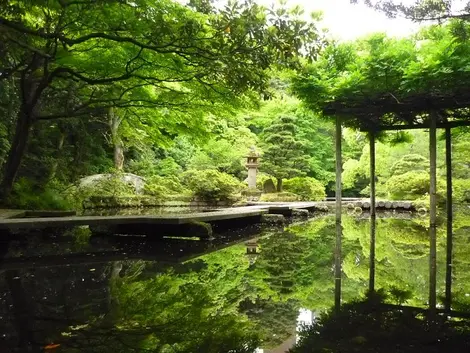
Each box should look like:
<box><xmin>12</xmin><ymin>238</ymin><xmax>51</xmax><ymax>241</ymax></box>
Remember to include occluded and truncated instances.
<box><xmin>49</xmin><ymin>126</ymin><xmax>66</xmax><ymax>180</ymax></box>
<box><xmin>0</xmin><ymin>106</ymin><xmax>34</xmax><ymax>202</ymax></box>
<box><xmin>108</xmin><ymin>107</ymin><xmax>124</xmax><ymax>171</ymax></box>
<box><xmin>276</xmin><ymin>178</ymin><xmax>283</xmax><ymax>192</ymax></box>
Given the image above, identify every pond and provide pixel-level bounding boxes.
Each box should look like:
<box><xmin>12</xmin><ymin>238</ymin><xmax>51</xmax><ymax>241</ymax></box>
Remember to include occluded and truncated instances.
<box><xmin>1</xmin><ymin>209</ymin><xmax>470</xmax><ymax>352</ymax></box>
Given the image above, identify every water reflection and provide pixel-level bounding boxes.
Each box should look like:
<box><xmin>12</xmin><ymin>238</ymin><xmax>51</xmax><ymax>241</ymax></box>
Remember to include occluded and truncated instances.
<box><xmin>1</xmin><ymin>211</ymin><xmax>470</xmax><ymax>352</ymax></box>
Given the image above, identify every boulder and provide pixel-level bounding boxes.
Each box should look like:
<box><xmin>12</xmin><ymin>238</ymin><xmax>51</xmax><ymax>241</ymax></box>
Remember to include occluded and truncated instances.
<box><xmin>79</xmin><ymin>173</ymin><xmax>146</xmax><ymax>194</ymax></box>
<box><xmin>292</xmin><ymin>209</ymin><xmax>309</xmax><ymax>218</ymax></box>
<box><xmin>261</xmin><ymin>214</ymin><xmax>285</xmax><ymax>225</ymax></box>
<box><xmin>263</xmin><ymin>179</ymin><xmax>276</xmax><ymax>193</ymax></box>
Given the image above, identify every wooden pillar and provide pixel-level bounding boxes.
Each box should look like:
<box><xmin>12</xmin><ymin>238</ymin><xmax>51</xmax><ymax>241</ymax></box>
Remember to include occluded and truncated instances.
<box><xmin>429</xmin><ymin>112</ymin><xmax>437</xmax><ymax>314</ymax></box>
<box><xmin>334</xmin><ymin>116</ymin><xmax>342</xmax><ymax>312</ymax></box>
<box><xmin>369</xmin><ymin>131</ymin><xmax>376</xmax><ymax>218</ymax></box>
<box><xmin>369</xmin><ymin>131</ymin><xmax>376</xmax><ymax>293</ymax></box>
<box><xmin>369</xmin><ymin>219</ymin><xmax>376</xmax><ymax>294</ymax></box>
<box><xmin>445</xmin><ymin>127</ymin><xmax>453</xmax><ymax>312</ymax></box>
<box><xmin>336</xmin><ymin>116</ymin><xmax>342</xmax><ymax>221</ymax></box>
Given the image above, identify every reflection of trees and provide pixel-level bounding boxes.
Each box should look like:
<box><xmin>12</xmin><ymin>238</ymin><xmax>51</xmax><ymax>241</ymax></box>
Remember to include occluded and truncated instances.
<box><xmin>5</xmin><ymin>211</ymin><xmax>470</xmax><ymax>352</ymax></box>
<box><xmin>240</xmin><ymin>298</ymin><xmax>299</xmax><ymax>348</ymax></box>
<box><xmin>341</xmin><ymin>216</ymin><xmax>437</xmax><ymax>306</ymax></box>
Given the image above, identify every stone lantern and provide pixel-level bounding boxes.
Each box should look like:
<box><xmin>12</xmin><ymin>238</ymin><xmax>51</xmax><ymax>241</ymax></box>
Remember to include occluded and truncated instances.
<box><xmin>245</xmin><ymin>146</ymin><xmax>260</xmax><ymax>189</ymax></box>
<box><xmin>245</xmin><ymin>239</ymin><xmax>259</xmax><ymax>265</ymax></box>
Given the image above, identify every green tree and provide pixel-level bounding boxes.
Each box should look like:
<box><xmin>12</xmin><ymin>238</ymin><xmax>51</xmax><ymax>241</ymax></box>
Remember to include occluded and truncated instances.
<box><xmin>260</xmin><ymin>116</ymin><xmax>310</xmax><ymax>191</ymax></box>
<box><xmin>352</xmin><ymin>0</ymin><xmax>470</xmax><ymax>21</ymax></box>
<box><xmin>0</xmin><ymin>0</ymin><xmax>323</xmax><ymax>201</ymax></box>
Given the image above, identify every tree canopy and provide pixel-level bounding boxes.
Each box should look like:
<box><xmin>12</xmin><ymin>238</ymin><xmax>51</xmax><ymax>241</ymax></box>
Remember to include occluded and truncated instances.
<box><xmin>292</xmin><ymin>20</ymin><xmax>470</xmax><ymax>130</ymax></box>
<box><xmin>352</xmin><ymin>0</ymin><xmax>470</xmax><ymax>21</ymax></box>
<box><xmin>0</xmin><ymin>0</ymin><xmax>323</xmax><ymax>199</ymax></box>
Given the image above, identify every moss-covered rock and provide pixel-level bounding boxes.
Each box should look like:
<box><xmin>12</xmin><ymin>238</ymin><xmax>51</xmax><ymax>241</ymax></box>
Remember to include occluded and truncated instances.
<box><xmin>260</xmin><ymin>192</ymin><xmax>301</xmax><ymax>202</ymax></box>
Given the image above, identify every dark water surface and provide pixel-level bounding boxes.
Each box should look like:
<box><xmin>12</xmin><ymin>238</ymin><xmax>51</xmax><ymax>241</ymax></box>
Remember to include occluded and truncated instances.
<box><xmin>1</xmin><ymin>210</ymin><xmax>470</xmax><ymax>352</ymax></box>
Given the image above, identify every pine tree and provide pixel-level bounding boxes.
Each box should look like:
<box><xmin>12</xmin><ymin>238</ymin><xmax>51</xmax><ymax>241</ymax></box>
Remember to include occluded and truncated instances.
<box><xmin>261</xmin><ymin>116</ymin><xmax>310</xmax><ymax>191</ymax></box>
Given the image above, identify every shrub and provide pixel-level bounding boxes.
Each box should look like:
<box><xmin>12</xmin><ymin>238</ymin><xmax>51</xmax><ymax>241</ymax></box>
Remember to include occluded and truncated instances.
<box><xmin>385</xmin><ymin>172</ymin><xmax>445</xmax><ymax>200</ymax></box>
<box><xmin>10</xmin><ymin>177</ymin><xmax>75</xmax><ymax>210</ymax></box>
<box><xmin>453</xmin><ymin>179</ymin><xmax>470</xmax><ymax>203</ymax></box>
<box><xmin>181</xmin><ymin>169</ymin><xmax>243</xmax><ymax>201</ymax></box>
<box><xmin>144</xmin><ymin>175</ymin><xmax>188</xmax><ymax>197</ymax></box>
<box><xmin>259</xmin><ymin>192</ymin><xmax>300</xmax><ymax>202</ymax></box>
<box><xmin>283</xmin><ymin>177</ymin><xmax>325</xmax><ymax>201</ymax></box>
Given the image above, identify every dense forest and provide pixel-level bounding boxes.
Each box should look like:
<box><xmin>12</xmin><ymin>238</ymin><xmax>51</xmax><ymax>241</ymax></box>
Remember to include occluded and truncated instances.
<box><xmin>2</xmin><ymin>0</ymin><xmax>470</xmax><ymax>211</ymax></box>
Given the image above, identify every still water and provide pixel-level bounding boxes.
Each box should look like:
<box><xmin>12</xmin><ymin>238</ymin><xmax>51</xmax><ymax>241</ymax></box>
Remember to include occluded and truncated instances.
<box><xmin>1</xmin><ymin>210</ymin><xmax>470</xmax><ymax>352</ymax></box>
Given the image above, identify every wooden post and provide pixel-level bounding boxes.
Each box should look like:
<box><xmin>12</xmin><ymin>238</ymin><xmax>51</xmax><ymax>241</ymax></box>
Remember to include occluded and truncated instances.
<box><xmin>429</xmin><ymin>112</ymin><xmax>437</xmax><ymax>315</ymax></box>
<box><xmin>336</xmin><ymin>116</ymin><xmax>342</xmax><ymax>222</ymax></box>
<box><xmin>445</xmin><ymin>127</ymin><xmax>453</xmax><ymax>312</ymax></box>
<box><xmin>369</xmin><ymin>131</ymin><xmax>376</xmax><ymax>293</ymax></box>
<box><xmin>369</xmin><ymin>131</ymin><xmax>376</xmax><ymax>218</ymax></box>
<box><xmin>335</xmin><ymin>116</ymin><xmax>342</xmax><ymax>312</ymax></box>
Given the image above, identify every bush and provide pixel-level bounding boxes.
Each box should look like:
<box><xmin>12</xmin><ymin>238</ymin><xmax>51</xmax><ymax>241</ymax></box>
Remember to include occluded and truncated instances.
<box><xmin>144</xmin><ymin>175</ymin><xmax>188</xmax><ymax>198</ymax></box>
<box><xmin>283</xmin><ymin>177</ymin><xmax>325</xmax><ymax>201</ymax></box>
<box><xmin>385</xmin><ymin>172</ymin><xmax>445</xmax><ymax>200</ymax></box>
<box><xmin>181</xmin><ymin>169</ymin><xmax>243</xmax><ymax>201</ymax></box>
<box><xmin>10</xmin><ymin>177</ymin><xmax>75</xmax><ymax>210</ymax></box>
<box><xmin>259</xmin><ymin>192</ymin><xmax>300</xmax><ymax>202</ymax></box>
<box><xmin>453</xmin><ymin>179</ymin><xmax>470</xmax><ymax>203</ymax></box>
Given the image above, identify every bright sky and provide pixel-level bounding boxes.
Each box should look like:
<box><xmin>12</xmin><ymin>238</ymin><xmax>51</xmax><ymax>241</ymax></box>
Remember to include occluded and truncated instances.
<box><xmin>259</xmin><ymin>0</ymin><xmax>421</xmax><ymax>41</ymax></box>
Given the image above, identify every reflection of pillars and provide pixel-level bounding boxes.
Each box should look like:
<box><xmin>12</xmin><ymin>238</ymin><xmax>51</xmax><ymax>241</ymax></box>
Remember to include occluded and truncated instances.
<box><xmin>335</xmin><ymin>221</ymin><xmax>342</xmax><ymax>313</ymax></box>
<box><xmin>335</xmin><ymin>116</ymin><xmax>342</xmax><ymax>312</ymax></box>
<box><xmin>369</xmin><ymin>219</ymin><xmax>376</xmax><ymax>294</ymax></box>
<box><xmin>445</xmin><ymin>127</ymin><xmax>453</xmax><ymax>312</ymax></box>
<box><xmin>369</xmin><ymin>131</ymin><xmax>376</xmax><ymax>293</ymax></box>
<box><xmin>429</xmin><ymin>112</ymin><xmax>437</xmax><ymax>315</ymax></box>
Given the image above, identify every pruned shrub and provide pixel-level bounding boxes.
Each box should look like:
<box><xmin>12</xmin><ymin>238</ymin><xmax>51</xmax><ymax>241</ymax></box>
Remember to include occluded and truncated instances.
<box><xmin>144</xmin><ymin>175</ymin><xmax>188</xmax><ymax>198</ymax></box>
<box><xmin>259</xmin><ymin>192</ymin><xmax>300</xmax><ymax>202</ymax></box>
<box><xmin>181</xmin><ymin>169</ymin><xmax>243</xmax><ymax>201</ymax></box>
<box><xmin>453</xmin><ymin>179</ymin><xmax>470</xmax><ymax>203</ymax></box>
<box><xmin>10</xmin><ymin>177</ymin><xmax>74</xmax><ymax>210</ymax></box>
<box><xmin>385</xmin><ymin>172</ymin><xmax>445</xmax><ymax>200</ymax></box>
<box><xmin>283</xmin><ymin>177</ymin><xmax>325</xmax><ymax>201</ymax></box>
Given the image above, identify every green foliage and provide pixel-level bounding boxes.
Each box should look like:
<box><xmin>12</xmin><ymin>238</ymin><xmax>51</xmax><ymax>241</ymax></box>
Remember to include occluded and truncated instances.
<box><xmin>9</xmin><ymin>177</ymin><xmax>74</xmax><ymax>210</ymax></box>
<box><xmin>0</xmin><ymin>0</ymin><xmax>325</xmax><ymax>200</ymax></box>
<box><xmin>155</xmin><ymin>157</ymin><xmax>183</xmax><ymax>177</ymax></box>
<box><xmin>283</xmin><ymin>177</ymin><xmax>326</xmax><ymax>201</ymax></box>
<box><xmin>453</xmin><ymin>179</ymin><xmax>470</xmax><ymax>203</ymax></box>
<box><xmin>247</xmin><ymin>96</ymin><xmax>335</xmax><ymax>187</ymax></box>
<box><xmin>384</xmin><ymin>171</ymin><xmax>445</xmax><ymax>200</ymax></box>
<box><xmin>261</xmin><ymin>115</ymin><xmax>310</xmax><ymax>190</ymax></box>
<box><xmin>143</xmin><ymin>175</ymin><xmax>189</xmax><ymax>201</ymax></box>
<box><xmin>181</xmin><ymin>169</ymin><xmax>243</xmax><ymax>201</ymax></box>
<box><xmin>292</xmin><ymin>21</ymin><xmax>470</xmax><ymax>129</ymax></box>
<box><xmin>391</xmin><ymin>154</ymin><xmax>429</xmax><ymax>176</ymax></box>
<box><xmin>259</xmin><ymin>192</ymin><xmax>300</xmax><ymax>202</ymax></box>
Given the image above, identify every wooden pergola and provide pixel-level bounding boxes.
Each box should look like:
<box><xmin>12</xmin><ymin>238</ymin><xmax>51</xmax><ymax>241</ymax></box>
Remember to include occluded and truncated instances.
<box><xmin>328</xmin><ymin>92</ymin><xmax>470</xmax><ymax>314</ymax></box>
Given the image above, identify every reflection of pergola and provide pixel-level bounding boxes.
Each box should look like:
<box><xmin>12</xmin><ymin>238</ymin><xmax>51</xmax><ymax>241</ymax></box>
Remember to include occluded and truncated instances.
<box><xmin>327</xmin><ymin>92</ymin><xmax>470</xmax><ymax>314</ymax></box>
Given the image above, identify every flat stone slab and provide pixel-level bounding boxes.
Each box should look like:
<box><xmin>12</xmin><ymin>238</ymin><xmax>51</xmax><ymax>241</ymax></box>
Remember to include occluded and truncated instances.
<box><xmin>0</xmin><ymin>208</ymin><xmax>269</xmax><ymax>230</ymax></box>
<box><xmin>0</xmin><ymin>209</ymin><xmax>26</xmax><ymax>219</ymax></box>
